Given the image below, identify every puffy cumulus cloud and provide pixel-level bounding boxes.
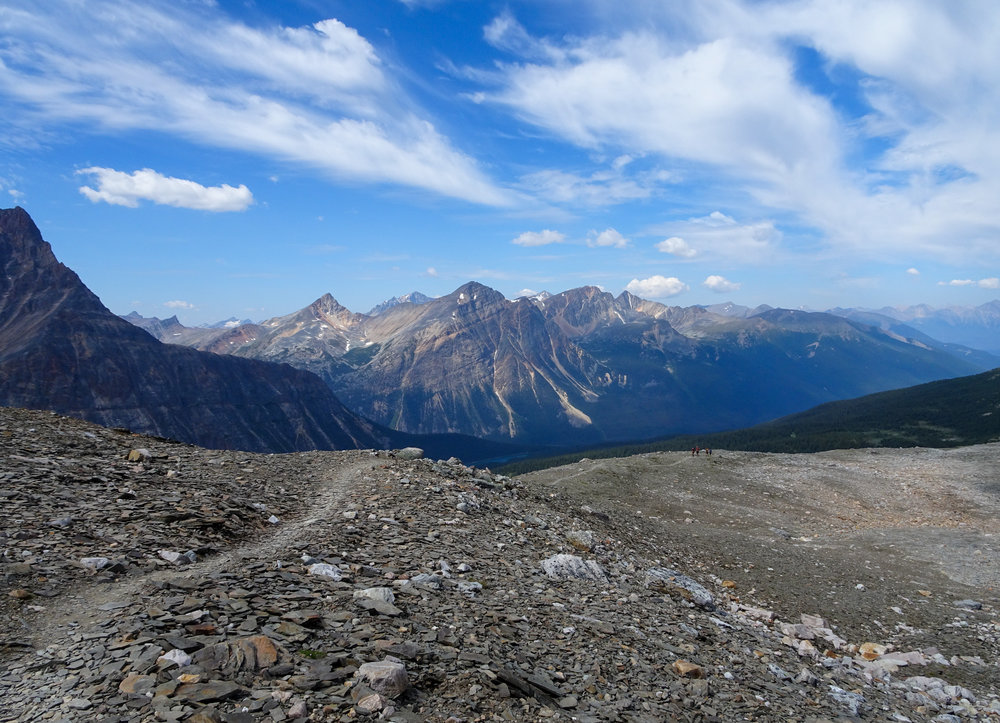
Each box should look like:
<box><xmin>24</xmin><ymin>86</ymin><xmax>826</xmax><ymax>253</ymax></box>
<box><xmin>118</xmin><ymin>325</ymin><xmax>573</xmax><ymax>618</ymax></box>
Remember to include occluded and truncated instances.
<box><xmin>0</xmin><ymin>1</ymin><xmax>508</xmax><ymax>206</ymax></box>
<box><xmin>940</xmin><ymin>279</ymin><xmax>975</xmax><ymax>287</ymax></box>
<box><xmin>703</xmin><ymin>275</ymin><xmax>741</xmax><ymax>293</ymax></box>
<box><xmin>626</xmin><ymin>275</ymin><xmax>689</xmax><ymax>299</ymax></box>
<box><xmin>512</xmin><ymin>229</ymin><xmax>565</xmax><ymax>247</ymax></box>
<box><xmin>906</xmin><ymin>267</ymin><xmax>920</xmax><ymax>276</ymax></box>
<box><xmin>656</xmin><ymin>236</ymin><xmax>696</xmax><ymax>258</ymax></box>
<box><xmin>77</xmin><ymin>168</ymin><xmax>253</xmax><ymax>211</ymax></box>
<box><xmin>424</xmin><ymin>267</ymin><xmax>439</xmax><ymax>277</ymax></box>
<box><xmin>979</xmin><ymin>278</ymin><xmax>999</xmax><ymax>289</ymax></box>
<box><xmin>164</xmin><ymin>300</ymin><xmax>195</xmax><ymax>309</ymax></box>
<box><xmin>587</xmin><ymin>228</ymin><xmax>630</xmax><ymax>248</ymax></box>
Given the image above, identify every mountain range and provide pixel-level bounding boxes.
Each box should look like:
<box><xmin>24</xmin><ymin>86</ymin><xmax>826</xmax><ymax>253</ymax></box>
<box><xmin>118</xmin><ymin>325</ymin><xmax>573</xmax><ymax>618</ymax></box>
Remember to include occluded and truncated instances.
<box><xmin>5</xmin><ymin>204</ymin><xmax>995</xmax><ymax>457</ymax></box>
<box><xmin>127</xmin><ymin>279</ymin><xmax>996</xmax><ymax>448</ymax></box>
<box><xmin>0</xmin><ymin>207</ymin><xmax>390</xmax><ymax>453</ymax></box>
<box><xmin>829</xmin><ymin>302</ymin><xmax>1000</xmax><ymax>357</ymax></box>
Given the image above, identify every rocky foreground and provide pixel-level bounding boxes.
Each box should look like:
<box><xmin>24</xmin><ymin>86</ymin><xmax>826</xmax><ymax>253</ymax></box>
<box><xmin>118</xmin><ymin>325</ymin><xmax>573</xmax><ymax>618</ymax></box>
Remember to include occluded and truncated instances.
<box><xmin>1</xmin><ymin>408</ymin><xmax>998</xmax><ymax>722</ymax></box>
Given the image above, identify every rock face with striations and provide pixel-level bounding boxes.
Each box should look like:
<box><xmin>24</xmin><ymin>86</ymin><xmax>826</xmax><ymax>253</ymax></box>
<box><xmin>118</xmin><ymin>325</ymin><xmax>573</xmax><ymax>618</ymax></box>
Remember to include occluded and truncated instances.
<box><xmin>0</xmin><ymin>206</ymin><xmax>389</xmax><ymax>453</ymax></box>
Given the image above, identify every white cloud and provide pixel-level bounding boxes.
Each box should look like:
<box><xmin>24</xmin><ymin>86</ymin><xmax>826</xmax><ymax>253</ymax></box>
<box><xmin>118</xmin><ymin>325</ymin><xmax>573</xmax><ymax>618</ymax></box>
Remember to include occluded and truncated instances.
<box><xmin>656</xmin><ymin>236</ymin><xmax>697</xmax><ymax>258</ymax></box>
<box><xmin>424</xmin><ymin>267</ymin><xmax>439</xmax><ymax>277</ymax></box>
<box><xmin>626</xmin><ymin>275</ymin><xmax>689</xmax><ymax>299</ymax></box>
<box><xmin>651</xmin><ymin>212</ymin><xmax>780</xmax><ymax>263</ymax></box>
<box><xmin>588</xmin><ymin>228</ymin><xmax>630</xmax><ymax>248</ymax></box>
<box><xmin>77</xmin><ymin>167</ymin><xmax>253</xmax><ymax>211</ymax></box>
<box><xmin>520</xmin><ymin>167</ymin><xmax>665</xmax><ymax>207</ymax></box>
<box><xmin>906</xmin><ymin>267</ymin><xmax>920</xmax><ymax>276</ymax></box>
<box><xmin>938</xmin><ymin>278</ymin><xmax>1000</xmax><ymax>288</ymax></box>
<box><xmin>0</xmin><ymin>1</ymin><xmax>508</xmax><ymax>206</ymax></box>
<box><xmin>164</xmin><ymin>300</ymin><xmax>195</xmax><ymax>309</ymax></box>
<box><xmin>482</xmin><ymin>4</ymin><xmax>1000</xmax><ymax>264</ymax></box>
<box><xmin>703</xmin><ymin>275</ymin><xmax>741</xmax><ymax>293</ymax></box>
<box><xmin>512</xmin><ymin>229</ymin><xmax>565</xmax><ymax>247</ymax></box>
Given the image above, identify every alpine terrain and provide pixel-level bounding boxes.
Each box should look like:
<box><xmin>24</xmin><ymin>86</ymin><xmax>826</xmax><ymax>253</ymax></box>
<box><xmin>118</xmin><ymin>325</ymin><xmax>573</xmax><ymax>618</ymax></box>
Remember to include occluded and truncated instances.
<box><xmin>132</xmin><ymin>283</ymin><xmax>993</xmax><ymax>449</ymax></box>
<box><xmin>0</xmin><ymin>207</ymin><xmax>388</xmax><ymax>454</ymax></box>
<box><xmin>0</xmin><ymin>407</ymin><xmax>997</xmax><ymax>721</ymax></box>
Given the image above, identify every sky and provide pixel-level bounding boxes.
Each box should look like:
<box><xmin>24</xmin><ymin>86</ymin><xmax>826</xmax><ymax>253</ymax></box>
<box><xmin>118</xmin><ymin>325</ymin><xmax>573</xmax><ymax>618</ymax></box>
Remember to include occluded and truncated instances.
<box><xmin>1</xmin><ymin>0</ymin><xmax>999</xmax><ymax>325</ymax></box>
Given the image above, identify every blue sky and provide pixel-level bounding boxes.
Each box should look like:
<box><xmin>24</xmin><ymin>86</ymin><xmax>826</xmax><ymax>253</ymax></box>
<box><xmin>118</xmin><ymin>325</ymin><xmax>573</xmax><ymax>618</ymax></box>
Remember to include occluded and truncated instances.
<box><xmin>1</xmin><ymin>0</ymin><xmax>998</xmax><ymax>324</ymax></box>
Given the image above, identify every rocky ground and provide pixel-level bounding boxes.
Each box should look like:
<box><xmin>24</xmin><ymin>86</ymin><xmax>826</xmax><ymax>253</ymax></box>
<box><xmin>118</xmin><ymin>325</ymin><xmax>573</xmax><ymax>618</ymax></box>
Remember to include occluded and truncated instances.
<box><xmin>1</xmin><ymin>407</ymin><xmax>998</xmax><ymax>722</ymax></box>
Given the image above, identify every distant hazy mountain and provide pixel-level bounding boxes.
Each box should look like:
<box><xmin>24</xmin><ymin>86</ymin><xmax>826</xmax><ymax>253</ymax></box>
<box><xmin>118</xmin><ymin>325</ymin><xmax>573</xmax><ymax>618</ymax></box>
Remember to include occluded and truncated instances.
<box><xmin>0</xmin><ymin>207</ymin><xmax>390</xmax><ymax>453</ymax></box>
<box><xmin>367</xmin><ymin>291</ymin><xmax>433</xmax><ymax>316</ymax></box>
<box><xmin>701</xmin><ymin>301</ymin><xmax>773</xmax><ymax>318</ymax></box>
<box><xmin>203</xmin><ymin>316</ymin><xmax>256</xmax><ymax>329</ymax></box>
<box><xmin>829</xmin><ymin>302</ymin><xmax>1000</xmax><ymax>356</ymax></box>
<box><xmin>826</xmin><ymin>307</ymin><xmax>1000</xmax><ymax>369</ymax></box>
<box><xmin>131</xmin><ymin>279</ymin><xmax>990</xmax><ymax>447</ymax></box>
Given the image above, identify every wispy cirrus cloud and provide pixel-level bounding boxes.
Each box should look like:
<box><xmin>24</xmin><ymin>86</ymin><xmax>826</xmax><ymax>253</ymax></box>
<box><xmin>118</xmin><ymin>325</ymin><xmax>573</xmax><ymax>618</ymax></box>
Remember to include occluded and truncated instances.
<box><xmin>77</xmin><ymin>167</ymin><xmax>253</xmax><ymax>211</ymax></box>
<box><xmin>479</xmin><ymin>1</ymin><xmax>1000</xmax><ymax>264</ymax></box>
<box><xmin>940</xmin><ymin>278</ymin><xmax>1000</xmax><ymax>289</ymax></box>
<box><xmin>650</xmin><ymin>212</ymin><xmax>781</xmax><ymax>263</ymax></box>
<box><xmin>0</xmin><ymin>1</ymin><xmax>508</xmax><ymax>206</ymax></box>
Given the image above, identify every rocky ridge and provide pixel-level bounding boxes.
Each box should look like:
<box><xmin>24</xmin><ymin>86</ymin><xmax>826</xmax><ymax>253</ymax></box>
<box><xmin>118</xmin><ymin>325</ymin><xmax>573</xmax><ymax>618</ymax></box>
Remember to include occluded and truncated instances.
<box><xmin>130</xmin><ymin>280</ymin><xmax>991</xmax><ymax>449</ymax></box>
<box><xmin>0</xmin><ymin>206</ymin><xmax>389</xmax><ymax>454</ymax></box>
<box><xmin>2</xmin><ymin>406</ymin><xmax>998</xmax><ymax>721</ymax></box>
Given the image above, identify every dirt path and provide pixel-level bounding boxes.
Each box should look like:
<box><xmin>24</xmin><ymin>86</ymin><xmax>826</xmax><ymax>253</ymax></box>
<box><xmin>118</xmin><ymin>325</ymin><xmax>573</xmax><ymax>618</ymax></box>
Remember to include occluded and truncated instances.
<box><xmin>22</xmin><ymin>458</ymin><xmax>371</xmax><ymax>645</ymax></box>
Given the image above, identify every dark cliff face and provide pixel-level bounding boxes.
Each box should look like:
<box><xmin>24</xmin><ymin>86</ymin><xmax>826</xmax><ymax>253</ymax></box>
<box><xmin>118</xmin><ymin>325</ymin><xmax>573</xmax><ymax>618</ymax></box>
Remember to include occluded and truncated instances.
<box><xmin>0</xmin><ymin>207</ymin><xmax>389</xmax><ymax>453</ymax></box>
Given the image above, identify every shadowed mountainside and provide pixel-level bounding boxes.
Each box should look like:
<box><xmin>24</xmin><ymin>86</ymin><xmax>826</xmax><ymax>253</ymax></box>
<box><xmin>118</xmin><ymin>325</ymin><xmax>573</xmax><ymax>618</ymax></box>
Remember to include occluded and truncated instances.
<box><xmin>498</xmin><ymin>365</ymin><xmax>1000</xmax><ymax>474</ymax></box>
<box><xmin>0</xmin><ymin>207</ymin><xmax>389</xmax><ymax>453</ymax></box>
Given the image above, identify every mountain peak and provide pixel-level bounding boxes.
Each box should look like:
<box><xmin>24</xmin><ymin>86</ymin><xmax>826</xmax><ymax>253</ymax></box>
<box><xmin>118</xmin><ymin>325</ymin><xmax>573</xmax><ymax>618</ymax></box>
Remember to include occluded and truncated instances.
<box><xmin>449</xmin><ymin>281</ymin><xmax>507</xmax><ymax>307</ymax></box>
<box><xmin>311</xmin><ymin>293</ymin><xmax>348</xmax><ymax>314</ymax></box>
<box><xmin>368</xmin><ymin>291</ymin><xmax>433</xmax><ymax>316</ymax></box>
<box><xmin>0</xmin><ymin>207</ymin><xmax>388</xmax><ymax>453</ymax></box>
<box><xmin>1</xmin><ymin>206</ymin><xmax>59</xmax><ymax>273</ymax></box>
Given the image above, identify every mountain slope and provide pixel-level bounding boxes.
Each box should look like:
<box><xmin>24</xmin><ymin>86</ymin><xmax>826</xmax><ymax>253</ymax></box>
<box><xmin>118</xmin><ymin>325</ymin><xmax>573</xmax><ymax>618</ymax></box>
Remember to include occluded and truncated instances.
<box><xmin>500</xmin><ymin>366</ymin><xmax>1000</xmax><ymax>473</ymax></box>
<box><xmin>333</xmin><ymin>282</ymin><xmax>607</xmax><ymax>442</ymax></box>
<box><xmin>871</xmin><ymin>301</ymin><xmax>1000</xmax><ymax>356</ymax></box>
<box><xmin>128</xmin><ymin>279</ymin><xmax>990</xmax><ymax>447</ymax></box>
<box><xmin>720</xmin><ymin>365</ymin><xmax>1000</xmax><ymax>451</ymax></box>
<box><xmin>534</xmin><ymin>290</ymin><xmax>987</xmax><ymax>440</ymax></box>
<box><xmin>0</xmin><ymin>206</ymin><xmax>389</xmax><ymax>453</ymax></box>
<box><xmin>827</xmin><ymin>307</ymin><xmax>1000</xmax><ymax>369</ymax></box>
